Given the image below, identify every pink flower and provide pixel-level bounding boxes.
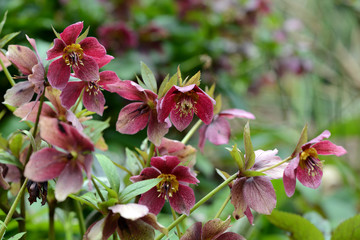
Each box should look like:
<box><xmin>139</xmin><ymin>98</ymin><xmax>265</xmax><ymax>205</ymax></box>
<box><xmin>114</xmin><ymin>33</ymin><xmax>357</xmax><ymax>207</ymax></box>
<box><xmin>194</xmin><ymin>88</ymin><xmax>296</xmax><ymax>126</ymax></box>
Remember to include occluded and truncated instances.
<box><xmin>130</xmin><ymin>155</ymin><xmax>199</xmax><ymax>215</ymax></box>
<box><xmin>231</xmin><ymin>149</ymin><xmax>286</xmax><ymax>224</ymax></box>
<box><xmin>84</xmin><ymin>203</ymin><xmax>166</xmax><ymax>240</ymax></box>
<box><xmin>157</xmin><ymin>84</ymin><xmax>216</xmax><ymax>132</ymax></box>
<box><xmin>283</xmin><ymin>130</ymin><xmax>347</xmax><ymax>197</ymax></box>
<box><xmin>198</xmin><ymin>109</ymin><xmax>255</xmax><ymax>152</ymax></box>
<box><xmin>60</xmin><ymin>71</ymin><xmax>121</xmax><ymax>115</ymax></box>
<box><xmin>3</xmin><ymin>35</ymin><xmax>44</xmax><ymax>107</ymax></box>
<box><xmin>115</xmin><ymin>80</ymin><xmax>170</xmax><ymax>146</ymax></box>
<box><xmin>24</xmin><ymin>117</ymin><xmax>94</xmax><ymax>201</ymax></box>
<box><xmin>180</xmin><ymin>216</ymin><xmax>245</xmax><ymax>240</ymax></box>
<box><xmin>46</xmin><ymin>22</ymin><xmax>113</xmax><ymax>89</ymax></box>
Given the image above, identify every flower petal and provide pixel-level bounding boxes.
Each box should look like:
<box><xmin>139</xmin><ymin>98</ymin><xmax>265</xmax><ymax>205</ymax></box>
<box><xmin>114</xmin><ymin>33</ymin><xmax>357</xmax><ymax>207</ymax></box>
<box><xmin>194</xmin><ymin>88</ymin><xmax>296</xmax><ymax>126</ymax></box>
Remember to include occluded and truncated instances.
<box><xmin>55</xmin><ymin>162</ymin><xmax>83</xmax><ymax>201</ymax></box>
<box><xmin>150</xmin><ymin>156</ymin><xmax>180</xmax><ymax>174</ymax></box>
<box><xmin>117</xmin><ymin>217</ymin><xmax>155</xmax><ymax>240</ymax></box>
<box><xmin>116</xmin><ymin>102</ymin><xmax>149</xmax><ymax>134</ymax></box>
<box><xmin>14</xmin><ymin>101</ymin><xmax>57</xmax><ymax>122</ymax></box>
<box><xmin>243</xmin><ymin>176</ymin><xmax>276</xmax><ymax>215</ymax></box>
<box><xmin>307</xmin><ymin>130</ymin><xmax>331</xmax><ymax>144</ymax></box>
<box><xmin>170</xmin><ymin>106</ymin><xmax>194</xmax><ymax>132</ymax></box>
<box><xmin>312</xmin><ymin>140</ymin><xmax>347</xmax><ymax>156</ymax></box>
<box><xmin>205</xmin><ymin>116</ymin><xmax>231</xmax><ymax>145</ymax></box>
<box><xmin>95</xmin><ymin>54</ymin><xmax>114</xmax><ymax>68</ymax></box>
<box><xmin>140</xmin><ymin>213</ymin><xmax>167</xmax><ymax>235</ymax></box>
<box><xmin>169</xmin><ymin>184</ymin><xmax>195</xmax><ymax>215</ymax></box>
<box><xmin>202</xmin><ymin>217</ymin><xmax>231</xmax><ymax>240</ymax></box>
<box><xmin>28</xmin><ymin>63</ymin><xmax>45</xmax><ymax>94</ymax></box>
<box><xmin>179</xmin><ymin>222</ymin><xmax>202</xmax><ymax>240</ymax></box>
<box><xmin>216</xmin><ymin>232</ymin><xmax>245</xmax><ymax>240</ymax></box>
<box><xmin>73</xmin><ymin>55</ymin><xmax>99</xmax><ymax>82</ymax></box>
<box><xmin>24</xmin><ymin>148</ymin><xmax>67</xmax><ymax>182</ymax></box>
<box><xmin>147</xmin><ymin>110</ymin><xmax>170</xmax><ymax>146</ymax></box>
<box><xmin>172</xmin><ymin>165</ymin><xmax>199</xmax><ymax>184</ymax></box>
<box><xmin>109</xmin><ymin>203</ymin><xmax>149</xmax><ymax>221</ymax></box>
<box><xmin>46</xmin><ymin>38</ymin><xmax>66</xmax><ymax>60</ymax></box>
<box><xmin>283</xmin><ymin>156</ymin><xmax>300</xmax><ymax>197</ymax></box>
<box><xmin>83</xmin><ymin>88</ymin><xmax>105</xmax><ymax>115</ymax></box>
<box><xmin>60</xmin><ymin>81</ymin><xmax>85</xmax><ymax>110</ymax></box>
<box><xmin>244</xmin><ymin>207</ymin><xmax>254</xmax><ymax>225</ymax></box>
<box><xmin>219</xmin><ymin>108</ymin><xmax>255</xmax><ymax>120</ymax></box>
<box><xmin>231</xmin><ymin>177</ymin><xmax>247</xmax><ymax>220</ymax></box>
<box><xmin>84</xmin><ymin>217</ymin><xmax>109</xmax><ymax>240</ymax></box>
<box><xmin>198</xmin><ymin>125</ymin><xmax>207</xmax><ymax>152</ymax></box>
<box><xmin>3</xmin><ymin>81</ymin><xmax>34</xmax><ymax>107</ymax></box>
<box><xmin>296</xmin><ymin>159</ymin><xmax>323</xmax><ymax>189</ymax></box>
<box><xmin>252</xmin><ymin>149</ymin><xmax>285</xmax><ymax>179</ymax></box>
<box><xmin>60</xmin><ymin>22</ymin><xmax>83</xmax><ymax>45</ymax></box>
<box><xmin>112</xmin><ymin>80</ymin><xmax>153</xmax><ymax>101</ymax></box>
<box><xmin>7</xmin><ymin>45</ymin><xmax>37</xmax><ymax>75</ymax></box>
<box><xmin>194</xmin><ymin>92</ymin><xmax>214</xmax><ymax>125</ymax></box>
<box><xmin>80</xmin><ymin>37</ymin><xmax>106</xmax><ymax>58</ymax></box>
<box><xmin>130</xmin><ymin>167</ymin><xmax>161</xmax><ymax>182</ymax></box>
<box><xmin>157</xmin><ymin>91</ymin><xmax>176</xmax><ymax>122</ymax></box>
<box><xmin>138</xmin><ymin>187</ymin><xmax>165</xmax><ymax>215</ymax></box>
<box><xmin>99</xmin><ymin>71</ymin><xmax>121</xmax><ymax>90</ymax></box>
<box><xmin>47</xmin><ymin>58</ymin><xmax>70</xmax><ymax>89</ymax></box>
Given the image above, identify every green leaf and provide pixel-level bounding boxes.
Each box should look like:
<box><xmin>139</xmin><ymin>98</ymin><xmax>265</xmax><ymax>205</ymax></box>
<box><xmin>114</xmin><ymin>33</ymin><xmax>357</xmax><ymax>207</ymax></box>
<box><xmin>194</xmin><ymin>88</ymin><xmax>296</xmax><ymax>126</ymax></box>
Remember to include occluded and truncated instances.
<box><xmin>80</xmin><ymin>192</ymin><xmax>100</xmax><ymax>207</ymax></box>
<box><xmin>136</xmin><ymin>75</ymin><xmax>147</xmax><ymax>90</ymax></box>
<box><xmin>0</xmin><ymin>11</ymin><xmax>8</xmax><ymax>35</ymax></box>
<box><xmin>9</xmin><ymin>133</ymin><xmax>23</xmax><ymax>159</ymax></box>
<box><xmin>292</xmin><ymin>124</ymin><xmax>308</xmax><ymax>158</ymax></box>
<box><xmin>96</xmin><ymin>154</ymin><xmax>120</xmax><ymax>194</ymax></box>
<box><xmin>118</xmin><ymin>178</ymin><xmax>162</xmax><ymax>203</ymax></box>
<box><xmin>228</xmin><ymin>144</ymin><xmax>245</xmax><ymax>171</ymax></box>
<box><xmin>244</xmin><ymin>122</ymin><xmax>255</xmax><ymax>170</ymax></box>
<box><xmin>158</xmin><ymin>73</ymin><xmax>177</xmax><ymax>98</ymax></box>
<box><xmin>158</xmin><ymin>74</ymin><xmax>169</xmax><ymax>98</ymax></box>
<box><xmin>125</xmin><ymin>148</ymin><xmax>141</xmax><ymax>174</ymax></box>
<box><xmin>0</xmin><ymin>149</ymin><xmax>23</xmax><ymax>168</ymax></box>
<box><xmin>0</xmin><ymin>31</ymin><xmax>21</xmax><ymax>49</ymax></box>
<box><xmin>177</xmin><ymin>65</ymin><xmax>183</xmax><ymax>86</ymax></box>
<box><xmin>267</xmin><ymin>210</ymin><xmax>324</xmax><ymax>240</ymax></box>
<box><xmin>51</xmin><ymin>25</ymin><xmax>61</xmax><ymax>39</ymax></box>
<box><xmin>76</xmin><ymin>25</ymin><xmax>90</xmax><ymax>43</ymax></box>
<box><xmin>83</xmin><ymin>119</ymin><xmax>110</xmax><ymax>143</ymax></box>
<box><xmin>8</xmin><ymin>232</ymin><xmax>26</xmax><ymax>240</ymax></box>
<box><xmin>243</xmin><ymin>170</ymin><xmax>266</xmax><ymax>177</ymax></box>
<box><xmin>0</xmin><ymin>134</ymin><xmax>8</xmax><ymax>150</ymax></box>
<box><xmin>185</xmin><ymin>71</ymin><xmax>201</xmax><ymax>86</ymax></box>
<box><xmin>331</xmin><ymin>215</ymin><xmax>360</xmax><ymax>240</ymax></box>
<box><xmin>140</xmin><ymin>61</ymin><xmax>157</xmax><ymax>93</ymax></box>
<box><xmin>215</xmin><ymin>168</ymin><xmax>231</xmax><ymax>181</ymax></box>
<box><xmin>19</xmin><ymin>129</ymin><xmax>37</xmax><ymax>152</ymax></box>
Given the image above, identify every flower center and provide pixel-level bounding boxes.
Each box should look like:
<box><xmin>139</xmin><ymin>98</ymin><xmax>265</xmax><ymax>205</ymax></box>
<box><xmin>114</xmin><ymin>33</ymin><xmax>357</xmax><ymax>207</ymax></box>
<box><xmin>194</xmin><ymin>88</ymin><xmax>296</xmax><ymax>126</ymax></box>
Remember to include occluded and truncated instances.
<box><xmin>156</xmin><ymin>173</ymin><xmax>179</xmax><ymax>199</ymax></box>
<box><xmin>85</xmin><ymin>80</ymin><xmax>102</xmax><ymax>95</ymax></box>
<box><xmin>299</xmin><ymin>147</ymin><xmax>322</xmax><ymax>176</ymax></box>
<box><xmin>63</xmin><ymin>43</ymin><xmax>84</xmax><ymax>67</ymax></box>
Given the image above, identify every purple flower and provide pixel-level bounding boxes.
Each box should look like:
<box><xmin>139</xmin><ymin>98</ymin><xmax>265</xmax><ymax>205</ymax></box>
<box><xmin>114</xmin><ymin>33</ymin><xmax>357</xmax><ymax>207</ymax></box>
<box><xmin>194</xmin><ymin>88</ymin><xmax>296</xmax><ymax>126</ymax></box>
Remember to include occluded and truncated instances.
<box><xmin>24</xmin><ymin>117</ymin><xmax>94</xmax><ymax>201</ymax></box>
<box><xmin>46</xmin><ymin>22</ymin><xmax>113</xmax><ymax>89</ymax></box>
<box><xmin>84</xmin><ymin>203</ymin><xmax>166</xmax><ymax>240</ymax></box>
<box><xmin>180</xmin><ymin>216</ymin><xmax>245</xmax><ymax>240</ymax></box>
<box><xmin>198</xmin><ymin>109</ymin><xmax>255</xmax><ymax>152</ymax></box>
<box><xmin>115</xmin><ymin>80</ymin><xmax>170</xmax><ymax>146</ymax></box>
<box><xmin>157</xmin><ymin>84</ymin><xmax>216</xmax><ymax>132</ymax></box>
<box><xmin>130</xmin><ymin>155</ymin><xmax>199</xmax><ymax>215</ymax></box>
<box><xmin>283</xmin><ymin>130</ymin><xmax>347</xmax><ymax>197</ymax></box>
<box><xmin>231</xmin><ymin>149</ymin><xmax>286</xmax><ymax>224</ymax></box>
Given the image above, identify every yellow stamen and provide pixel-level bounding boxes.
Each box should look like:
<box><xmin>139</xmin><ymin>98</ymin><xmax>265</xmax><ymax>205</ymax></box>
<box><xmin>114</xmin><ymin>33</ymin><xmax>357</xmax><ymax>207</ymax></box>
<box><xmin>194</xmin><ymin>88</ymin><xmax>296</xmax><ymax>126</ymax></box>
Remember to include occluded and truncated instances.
<box><xmin>63</xmin><ymin>43</ymin><xmax>84</xmax><ymax>67</ymax></box>
<box><xmin>156</xmin><ymin>174</ymin><xmax>179</xmax><ymax>199</ymax></box>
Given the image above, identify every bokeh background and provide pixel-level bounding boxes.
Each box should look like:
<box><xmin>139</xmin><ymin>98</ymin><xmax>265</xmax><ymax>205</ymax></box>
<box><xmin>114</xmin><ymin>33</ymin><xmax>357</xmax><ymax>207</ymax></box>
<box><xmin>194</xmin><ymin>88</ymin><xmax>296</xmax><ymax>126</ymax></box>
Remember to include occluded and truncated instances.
<box><xmin>0</xmin><ymin>0</ymin><xmax>359</xmax><ymax>239</ymax></box>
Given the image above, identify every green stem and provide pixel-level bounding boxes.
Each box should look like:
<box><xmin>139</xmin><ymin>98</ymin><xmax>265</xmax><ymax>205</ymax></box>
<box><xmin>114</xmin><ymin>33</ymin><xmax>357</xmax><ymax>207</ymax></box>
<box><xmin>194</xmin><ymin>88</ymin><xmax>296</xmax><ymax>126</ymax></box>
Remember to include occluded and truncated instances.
<box><xmin>111</xmin><ymin>161</ymin><xmax>133</xmax><ymax>176</ymax></box>
<box><xmin>19</xmin><ymin>180</ymin><xmax>26</xmax><ymax>239</ymax></box>
<box><xmin>258</xmin><ymin>156</ymin><xmax>293</xmax><ymax>173</ymax></box>
<box><xmin>171</xmin><ymin>207</ymin><xmax>181</xmax><ymax>238</ymax></box>
<box><xmin>145</xmin><ymin>143</ymin><xmax>155</xmax><ymax>168</ymax></box>
<box><xmin>181</xmin><ymin>119</ymin><xmax>202</xmax><ymax>145</ymax></box>
<box><xmin>214</xmin><ymin>193</ymin><xmax>231</xmax><ymax>219</ymax></box>
<box><xmin>74</xmin><ymin>200</ymin><xmax>86</xmax><ymax>236</ymax></box>
<box><xmin>91</xmin><ymin>177</ymin><xmax>105</xmax><ymax>202</ymax></box>
<box><xmin>0</xmin><ymin>52</ymin><xmax>16</xmax><ymax>86</ymax></box>
<box><xmin>68</xmin><ymin>194</ymin><xmax>100</xmax><ymax>211</ymax></box>
<box><xmin>48</xmin><ymin>200</ymin><xmax>56</xmax><ymax>240</ymax></box>
<box><xmin>0</xmin><ymin>178</ymin><xmax>29</xmax><ymax>238</ymax></box>
<box><xmin>155</xmin><ymin>173</ymin><xmax>238</xmax><ymax>240</ymax></box>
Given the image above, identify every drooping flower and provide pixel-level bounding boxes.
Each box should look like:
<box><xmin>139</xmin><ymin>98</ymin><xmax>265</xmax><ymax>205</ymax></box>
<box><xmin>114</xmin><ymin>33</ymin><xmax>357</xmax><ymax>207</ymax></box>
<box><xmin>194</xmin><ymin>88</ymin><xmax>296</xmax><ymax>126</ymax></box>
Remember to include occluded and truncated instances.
<box><xmin>157</xmin><ymin>84</ymin><xmax>216</xmax><ymax>132</ymax></box>
<box><xmin>180</xmin><ymin>216</ymin><xmax>245</xmax><ymax>240</ymax></box>
<box><xmin>3</xmin><ymin>35</ymin><xmax>44</xmax><ymax>107</ymax></box>
<box><xmin>198</xmin><ymin>109</ymin><xmax>255</xmax><ymax>152</ymax></box>
<box><xmin>115</xmin><ymin>80</ymin><xmax>170</xmax><ymax>146</ymax></box>
<box><xmin>26</xmin><ymin>180</ymin><xmax>48</xmax><ymax>205</ymax></box>
<box><xmin>24</xmin><ymin>117</ymin><xmax>94</xmax><ymax>201</ymax></box>
<box><xmin>130</xmin><ymin>155</ymin><xmax>199</xmax><ymax>215</ymax></box>
<box><xmin>60</xmin><ymin>70</ymin><xmax>121</xmax><ymax>115</ymax></box>
<box><xmin>283</xmin><ymin>130</ymin><xmax>347</xmax><ymax>197</ymax></box>
<box><xmin>46</xmin><ymin>22</ymin><xmax>113</xmax><ymax>89</ymax></box>
<box><xmin>231</xmin><ymin>149</ymin><xmax>286</xmax><ymax>224</ymax></box>
<box><xmin>84</xmin><ymin>203</ymin><xmax>167</xmax><ymax>240</ymax></box>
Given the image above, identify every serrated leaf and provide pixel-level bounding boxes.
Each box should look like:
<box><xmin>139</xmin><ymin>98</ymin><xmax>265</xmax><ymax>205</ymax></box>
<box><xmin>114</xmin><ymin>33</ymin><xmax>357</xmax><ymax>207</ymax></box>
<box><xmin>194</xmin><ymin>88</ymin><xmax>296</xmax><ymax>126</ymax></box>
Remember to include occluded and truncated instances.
<box><xmin>292</xmin><ymin>124</ymin><xmax>308</xmax><ymax>158</ymax></box>
<box><xmin>267</xmin><ymin>210</ymin><xmax>324</xmax><ymax>240</ymax></box>
<box><xmin>0</xmin><ymin>11</ymin><xmax>8</xmax><ymax>35</ymax></box>
<box><xmin>244</xmin><ymin>122</ymin><xmax>255</xmax><ymax>170</ymax></box>
<box><xmin>8</xmin><ymin>232</ymin><xmax>26</xmax><ymax>240</ymax></box>
<box><xmin>0</xmin><ymin>31</ymin><xmax>20</xmax><ymax>49</ymax></box>
<box><xmin>83</xmin><ymin>119</ymin><xmax>110</xmax><ymax>144</ymax></box>
<box><xmin>96</xmin><ymin>154</ymin><xmax>120</xmax><ymax>194</ymax></box>
<box><xmin>9</xmin><ymin>133</ymin><xmax>23</xmax><ymax>159</ymax></box>
<box><xmin>158</xmin><ymin>73</ymin><xmax>177</xmax><ymax>98</ymax></box>
<box><xmin>0</xmin><ymin>149</ymin><xmax>23</xmax><ymax>168</ymax></box>
<box><xmin>76</xmin><ymin>26</ymin><xmax>90</xmax><ymax>43</ymax></box>
<box><xmin>185</xmin><ymin>71</ymin><xmax>201</xmax><ymax>86</ymax></box>
<box><xmin>213</xmin><ymin>94</ymin><xmax>222</xmax><ymax>115</ymax></box>
<box><xmin>140</xmin><ymin>62</ymin><xmax>157</xmax><ymax>93</ymax></box>
<box><xmin>118</xmin><ymin>178</ymin><xmax>162</xmax><ymax>203</ymax></box>
<box><xmin>331</xmin><ymin>215</ymin><xmax>360</xmax><ymax>240</ymax></box>
<box><xmin>51</xmin><ymin>25</ymin><xmax>61</xmax><ymax>39</ymax></box>
<box><xmin>229</xmin><ymin>144</ymin><xmax>245</xmax><ymax>171</ymax></box>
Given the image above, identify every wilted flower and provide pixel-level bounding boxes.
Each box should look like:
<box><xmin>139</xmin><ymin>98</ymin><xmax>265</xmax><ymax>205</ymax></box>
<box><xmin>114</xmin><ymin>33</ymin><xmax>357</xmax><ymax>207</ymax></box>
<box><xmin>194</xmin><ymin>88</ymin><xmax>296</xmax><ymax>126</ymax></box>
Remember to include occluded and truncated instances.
<box><xmin>46</xmin><ymin>22</ymin><xmax>112</xmax><ymax>89</ymax></box>
<box><xmin>180</xmin><ymin>216</ymin><xmax>245</xmax><ymax>240</ymax></box>
<box><xmin>24</xmin><ymin>117</ymin><xmax>94</xmax><ymax>201</ymax></box>
<box><xmin>26</xmin><ymin>180</ymin><xmax>48</xmax><ymax>205</ymax></box>
<box><xmin>130</xmin><ymin>155</ymin><xmax>199</xmax><ymax>215</ymax></box>
<box><xmin>157</xmin><ymin>84</ymin><xmax>216</xmax><ymax>132</ymax></box>
<box><xmin>283</xmin><ymin>130</ymin><xmax>347</xmax><ymax>197</ymax></box>
<box><xmin>198</xmin><ymin>109</ymin><xmax>255</xmax><ymax>152</ymax></box>
<box><xmin>84</xmin><ymin>203</ymin><xmax>166</xmax><ymax>240</ymax></box>
<box><xmin>60</xmin><ymin>70</ymin><xmax>121</xmax><ymax>115</ymax></box>
<box><xmin>115</xmin><ymin>80</ymin><xmax>170</xmax><ymax>146</ymax></box>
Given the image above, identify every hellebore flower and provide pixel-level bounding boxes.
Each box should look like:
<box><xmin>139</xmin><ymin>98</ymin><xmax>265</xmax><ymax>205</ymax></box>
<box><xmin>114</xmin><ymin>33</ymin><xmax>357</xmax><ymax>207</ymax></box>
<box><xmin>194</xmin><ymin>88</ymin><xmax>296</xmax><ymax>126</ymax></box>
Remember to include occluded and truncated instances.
<box><xmin>84</xmin><ymin>203</ymin><xmax>167</xmax><ymax>240</ymax></box>
<box><xmin>0</xmin><ymin>163</ymin><xmax>21</xmax><ymax>190</ymax></box>
<box><xmin>180</xmin><ymin>216</ymin><xmax>245</xmax><ymax>240</ymax></box>
<box><xmin>283</xmin><ymin>130</ymin><xmax>347</xmax><ymax>197</ymax></box>
<box><xmin>157</xmin><ymin>84</ymin><xmax>216</xmax><ymax>132</ymax></box>
<box><xmin>115</xmin><ymin>80</ymin><xmax>170</xmax><ymax>146</ymax></box>
<box><xmin>3</xmin><ymin>35</ymin><xmax>45</xmax><ymax>107</ymax></box>
<box><xmin>130</xmin><ymin>155</ymin><xmax>199</xmax><ymax>215</ymax></box>
<box><xmin>198</xmin><ymin>109</ymin><xmax>255</xmax><ymax>152</ymax></box>
<box><xmin>231</xmin><ymin>149</ymin><xmax>286</xmax><ymax>224</ymax></box>
<box><xmin>24</xmin><ymin>117</ymin><xmax>94</xmax><ymax>201</ymax></box>
<box><xmin>26</xmin><ymin>180</ymin><xmax>48</xmax><ymax>205</ymax></box>
<box><xmin>47</xmin><ymin>22</ymin><xmax>112</xmax><ymax>89</ymax></box>
<box><xmin>60</xmin><ymin>70</ymin><xmax>121</xmax><ymax>115</ymax></box>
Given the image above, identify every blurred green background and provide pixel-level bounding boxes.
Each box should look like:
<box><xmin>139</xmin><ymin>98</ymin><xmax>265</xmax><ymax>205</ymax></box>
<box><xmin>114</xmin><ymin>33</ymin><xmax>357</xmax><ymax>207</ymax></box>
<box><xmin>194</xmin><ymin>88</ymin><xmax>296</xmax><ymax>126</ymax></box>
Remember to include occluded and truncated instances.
<box><xmin>0</xmin><ymin>0</ymin><xmax>359</xmax><ymax>239</ymax></box>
